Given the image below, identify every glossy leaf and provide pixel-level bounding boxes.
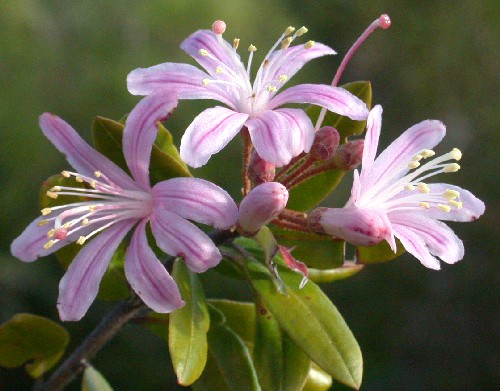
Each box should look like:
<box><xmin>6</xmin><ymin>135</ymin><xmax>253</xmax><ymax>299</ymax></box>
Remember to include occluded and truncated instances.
<box><xmin>0</xmin><ymin>314</ymin><xmax>69</xmax><ymax>378</ymax></box>
<box><xmin>245</xmin><ymin>262</ymin><xmax>362</xmax><ymax>389</ymax></box>
<box><xmin>82</xmin><ymin>365</ymin><xmax>114</xmax><ymax>391</ymax></box>
<box><xmin>253</xmin><ymin>297</ymin><xmax>310</xmax><ymax>391</ymax></box>
<box><xmin>169</xmin><ymin>260</ymin><xmax>210</xmax><ymax>386</ymax></box>
<box><xmin>193</xmin><ymin>305</ymin><xmax>261</xmax><ymax>391</ymax></box>
<box><xmin>356</xmin><ymin>239</ymin><xmax>405</xmax><ymax>264</ymax></box>
<box><xmin>303</xmin><ymin>364</ymin><xmax>333</xmax><ymax>391</ymax></box>
<box><xmin>308</xmin><ymin>262</ymin><xmax>364</xmax><ymax>284</ymax></box>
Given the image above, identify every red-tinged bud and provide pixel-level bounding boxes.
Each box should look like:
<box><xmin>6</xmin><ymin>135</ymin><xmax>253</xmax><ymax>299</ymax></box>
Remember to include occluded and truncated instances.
<box><xmin>308</xmin><ymin>207</ymin><xmax>393</xmax><ymax>247</ymax></box>
<box><xmin>212</xmin><ymin>20</ymin><xmax>226</xmax><ymax>35</ymax></box>
<box><xmin>237</xmin><ymin>182</ymin><xmax>288</xmax><ymax>236</ymax></box>
<box><xmin>310</xmin><ymin>126</ymin><xmax>340</xmax><ymax>161</ymax></box>
<box><xmin>248</xmin><ymin>151</ymin><xmax>275</xmax><ymax>184</ymax></box>
<box><xmin>333</xmin><ymin>139</ymin><xmax>364</xmax><ymax>170</ymax></box>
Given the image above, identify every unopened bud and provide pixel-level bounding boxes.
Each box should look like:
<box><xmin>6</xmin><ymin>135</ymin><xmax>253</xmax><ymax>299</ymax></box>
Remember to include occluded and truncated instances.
<box><xmin>237</xmin><ymin>182</ymin><xmax>288</xmax><ymax>236</ymax></box>
<box><xmin>310</xmin><ymin>126</ymin><xmax>340</xmax><ymax>161</ymax></box>
<box><xmin>333</xmin><ymin>139</ymin><xmax>364</xmax><ymax>170</ymax></box>
<box><xmin>248</xmin><ymin>151</ymin><xmax>276</xmax><ymax>184</ymax></box>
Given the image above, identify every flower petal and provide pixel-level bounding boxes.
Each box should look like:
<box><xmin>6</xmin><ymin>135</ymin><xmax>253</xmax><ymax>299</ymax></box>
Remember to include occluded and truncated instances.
<box><xmin>127</xmin><ymin>62</ymin><xmax>234</xmax><ymax>107</ymax></box>
<box><xmin>57</xmin><ymin>221</ymin><xmax>135</xmax><ymax>321</ymax></box>
<box><xmin>246</xmin><ymin>110</ymin><xmax>295</xmax><ymax>167</ymax></box>
<box><xmin>180</xmin><ymin>106</ymin><xmax>249</xmax><ymax>168</ymax></box>
<box><xmin>359</xmin><ymin>105</ymin><xmax>383</xmax><ymax>183</ymax></box>
<box><xmin>274</xmin><ymin>108</ymin><xmax>315</xmax><ymax>156</ymax></box>
<box><xmin>122</xmin><ymin>93</ymin><xmax>178</xmax><ymax>189</ymax></box>
<box><xmin>39</xmin><ymin>114</ymin><xmax>139</xmax><ymax>190</ymax></box>
<box><xmin>364</xmin><ymin>119</ymin><xmax>446</xmax><ymax>191</ymax></box>
<box><xmin>153</xmin><ymin>177</ymin><xmax>238</xmax><ymax>229</ymax></box>
<box><xmin>125</xmin><ymin>220</ymin><xmax>184</xmax><ymax>313</ymax></box>
<box><xmin>268</xmin><ymin>84</ymin><xmax>369</xmax><ymax>121</ymax></box>
<box><xmin>425</xmin><ymin>184</ymin><xmax>485</xmax><ymax>222</ymax></box>
<box><xmin>392</xmin><ymin>224</ymin><xmax>441</xmax><ymax>270</ymax></box>
<box><xmin>150</xmin><ymin>208</ymin><xmax>222</xmax><ymax>273</ymax></box>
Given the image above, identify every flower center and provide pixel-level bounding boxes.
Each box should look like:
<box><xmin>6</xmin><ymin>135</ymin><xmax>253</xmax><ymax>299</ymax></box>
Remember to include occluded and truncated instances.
<box><xmin>39</xmin><ymin>170</ymin><xmax>152</xmax><ymax>250</ymax></box>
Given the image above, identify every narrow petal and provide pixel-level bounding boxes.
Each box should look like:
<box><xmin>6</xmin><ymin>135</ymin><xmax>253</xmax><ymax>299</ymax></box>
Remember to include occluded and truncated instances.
<box><xmin>364</xmin><ymin>120</ymin><xmax>446</xmax><ymax>191</ymax></box>
<box><xmin>268</xmin><ymin>84</ymin><xmax>369</xmax><ymax>121</ymax></box>
<box><xmin>359</xmin><ymin>105</ymin><xmax>383</xmax><ymax>183</ymax></box>
<box><xmin>57</xmin><ymin>221</ymin><xmax>134</xmax><ymax>321</ymax></box>
<box><xmin>125</xmin><ymin>221</ymin><xmax>184</xmax><ymax>313</ymax></box>
<box><xmin>39</xmin><ymin>114</ymin><xmax>138</xmax><ymax>190</ymax></box>
<box><xmin>153</xmin><ymin>177</ymin><xmax>238</xmax><ymax>229</ymax></box>
<box><xmin>150</xmin><ymin>208</ymin><xmax>222</xmax><ymax>273</ymax></box>
<box><xmin>392</xmin><ymin>225</ymin><xmax>441</xmax><ymax>270</ymax></box>
<box><xmin>122</xmin><ymin>93</ymin><xmax>178</xmax><ymax>189</ymax></box>
<box><xmin>246</xmin><ymin>110</ymin><xmax>294</xmax><ymax>166</ymax></box>
<box><xmin>274</xmin><ymin>108</ymin><xmax>315</xmax><ymax>156</ymax></box>
<box><xmin>127</xmin><ymin>62</ymin><xmax>234</xmax><ymax>106</ymax></box>
<box><xmin>391</xmin><ymin>212</ymin><xmax>464</xmax><ymax>265</ymax></box>
<box><xmin>425</xmin><ymin>184</ymin><xmax>485</xmax><ymax>222</ymax></box>
<box><xmin>180</xmin><ymin>107</ymin><xmax>249</xmax><ymax>168</ymax></box>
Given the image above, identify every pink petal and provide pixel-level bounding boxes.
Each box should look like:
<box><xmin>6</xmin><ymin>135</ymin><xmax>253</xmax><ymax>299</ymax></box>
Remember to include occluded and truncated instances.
<box><xmin>125</xmin><ymin>221</ymin><xmax>184</xmax><ymax>313</ymax></box>
<box><xmin>359</xmin><ymin>105</ymin><xmax>383</xmax><ymax>183</ymax></box>
<box><xmin>153</xmin><ymin>177</ymin><xmax>238</xmax><ymax>229</ymax></box>
<box><xmin>180</xmin><ymin>106</ymin><xmax>249</xmax><ymax>168</ymax></box>
<box><xmin>425</xmin><ymin>184</ymin><xmax>485</xmax><ymax>222</ymax></box>
<box><xmin>246</xmin><ymin>110</ymin><xmax>294</xmax><ymax>167</ymax></box>
<box><xmin>39</xmin><ymin>114</ymin><xmax>139</xmax><ymax>190</ymax></box>
<box><xmin>391</xmin><ymin>213</ymin><xmax>464</xmax><ymax>266</ymax></box>
<box><xmin>392</xmin><ymin>225</ymin><xmax>441</xmax><ymax>270</ymax></box>
<box><xmin>268</xmin><ymin>84</ymin><xmax>369</xmax><ymax>121</ymax></box>
<box><xmin>364</xmin><ymin>119</ymin><xmax>446</xmax><ymax>191</ymax></box>
<box><xmin>274</xmin><ymin>108</ymin><xmax>315</xmax><ymax>156</ymax></box>
<box><xmin>57</xmin><ymin>221</ymin><xmax>135</xmax><ymax>321</ymax></box>
<box><xmin>122</xmin><ymin>93</ymin><xmax>178</xmax><ymax>189</ymax></box>
<box><xmin>127</xmin><ymin>62</ymin><xmax>234</xmax><ymax>107</ymax></box>
<box><xmin>150</xmin><ymin>208</ymin><xmax>222</xmax><ymax>273</ymax></box>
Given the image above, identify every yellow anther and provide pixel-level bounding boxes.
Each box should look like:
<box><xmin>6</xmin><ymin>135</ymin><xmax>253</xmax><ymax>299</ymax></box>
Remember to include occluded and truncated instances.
<box><xmin>417</xmin><ymin>183</ymin><xmax>430</xmax><ymax>194</ymax></box>
<box><xmin>46</xmin><ymin>191</ymin><xmax>58</xmax><ymax>199</ymax></box>
<box><xmin>278</xmin><ymin>74</ymin><xmax>288</xmax><ymax>83</ymax></box>
<box><xmin>408</xmin><ymin>161</ymin><xmax>420</xmax><ymax>169</ymax></box>
<box><xmin>420</xmin><ymin>149</ymin><xmax>435</xmax><ymax>158</ymax></box>
<box><xmin>267</xmin><ymin>86</ymin><xmax>277</xmax><ymax>93</ymax></box>
<box><xmin>412</xmin><ymin>154</ymin><xmax>423</xmax><ymax>161</ymax></box>
<box><xmin>215</xmin><ymin>66</ymin><xmax>224</xmax><ymax>74</ymax></box>
<box><xmin>304</xmin><ymin>40</ymin><xmax>315</xmax><ymax>49</ymax></box>
<box><xmin>199</xmin><ymin>49</ymin><xmax>209</xmax><ymax>56</ymax></box>
<box><xmin>41</xmin><ymin>208</ymin><xmax>52</xmax><ymax>216</ymax></box>
<box><xmin>61</xmin><ymin>170</ymin><xmax>71</xmax><ymax>177</ymax></box>
<box><xmin>63</xmin><ymin>222</ymin><xmax>72</xmax><ymax>229</ymax></box>
<box><xmin>50</xmin><ymin>186</ymin><xmax>62</xmax><ymax>192</ymax></box>
<box><xmin>296</xmin><ymin>26</ymin><xmax>308</xmax><ymax>36</ymax></box>
<box><xmin>47</xmin><ymin>229</ymin><xmax>55</xmax><ymax>238</ymax></box>
<box><xmin>94</xmin><ymin>171</ymin><xmax>102</xmax><ymax>178</ymax></box>
<box><xmin>248</xmin><ymin>44</ymin><xmax>257</xmax><ymax>52</ymax></box>
<box><xmin>82</xmin><ymin>218</ymin><xmax>89</xmax><ymax>226</ymax></box>
<box><xmin>451</xmin><ymin>148</ymin><xmax>462</xmax><ymax>161</ymax></box>
<box><xmin>233</xmin><ymin>38</ymin><xmax>240</xmax><ymax>49</ymax></box>
<box><xmin>37</xmin><ymin>220</ymin><xmax>49</xmax><ymax>227</ymax></box>
<box><xmin>89</xmin><ymin>205</ymin><xmax>97</xmax><ymax>211</ymax></box>
<box><xmin>443</xmin><ymin>189</ymin><xmax>460</xmax><ymax>200</ymax></box>
<box><xmin>404</xmin><ymin>184</ymin><xmax>415</xmax><ymax>191</ymax></box>
<box><xmin>281</xmin><ymin>37</ymin><xmax>292</xmax><ymax>49</ymax></box>
<box><xmin>90</xmin><ymin>180</ymin><xmax>97</xmax><ymax>189</ymax></box>
<box><xmin>449</xmin><ymin>200</ymin><xmax>463</xmax><ymax>209</ymax></box>
<box><xmin>75</xmin><ymin>176</ymin><xmax>83</xmax><ymax>183</ymax></box>
<box><xmin>76</xmin><ymin>236</ymin><xmax>86</xmax><ymax>245</ymax></box>
<box><xmin>444</xmin><ymin>163</ymin><xmax>460</xmax><ymax>173</ymax></box>
<box><xmin>202</xmin><ymin>79</ymin><xmax>211</xmax><ymax>86</ymax></box>
<box><xmin>419</xmin><ymin>202</ymin><xmax>431</xmax><ymax>209</ymax></box>
<box><xmin>43</xmin><ymin>240</ymin><xmax>55</xmax><ymax>250</ymax></box>
<box><xmin>438</xmin><ymin>204</ymin><xmax>451</xmax><ymax>212</ymax></box>
<box><xmin>285</xmin><ymin>26</ymin><xmax>295</xmax><ymax>36</ymax></box>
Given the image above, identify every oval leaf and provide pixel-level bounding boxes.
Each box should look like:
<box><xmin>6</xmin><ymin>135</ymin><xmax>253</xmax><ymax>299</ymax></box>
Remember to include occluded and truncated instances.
<box><xmin>169</xmin><ymin>260</ymin><xmax>210</xmax><ymax>386</ymax></box>
<box><xmin>0</xmin><ymin>313</ymin><xmax>69</xmax><ymax>378</ymax></box>
<box><xmin>303</xmin><ymin>364</ymin><xmax>333</xmax><ymax>391</ymax></box>
<box><xmin>208</xmin><ymin>299</ymin><xmax>255</xmax><ymax>347</ymax></box>
<box><xmin>245</xmin><ymin>262</ymin><xmax>362</xmax><ymax>389</ymax></box>
<box><xmin>82</xmin><ymin>365</ymin><xmax>114</xmax><ymax>391</ymax></box>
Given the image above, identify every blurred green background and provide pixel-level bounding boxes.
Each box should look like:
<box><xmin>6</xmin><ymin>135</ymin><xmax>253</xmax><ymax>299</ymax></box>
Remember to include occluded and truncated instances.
<box><xmin>0</xmin><ymin>0</ymin><xmax>498</xmax><ymax>390</ymax></box>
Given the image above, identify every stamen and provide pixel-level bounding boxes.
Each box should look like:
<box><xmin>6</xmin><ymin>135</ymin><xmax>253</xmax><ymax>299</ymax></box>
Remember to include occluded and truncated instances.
<box><xmin>47</xmin><ymin>191</ymin><xmax>58</xmax><ymax>199</ymax></box>
<box><xmin>76</xmin><ymin>236</ymin><xmax>86</xmax><ymax>245</ymax></box>
<box><xmin>89</xmin><ymin>205</ymin><xmax>98</xmax><ymax>211</ymax></box>
<box><xmin>90</xmin><ymin>180</ymin><xmax>97</xmax><ymax>189</ymax></box>
<box><xmin>248</xmin><ymin>44</ymin><xmax>257</xmax><ymax>52</ymax></box>
<box><xmin>199</xmin><ymin>49</ymin><xmax>209</xmax><ymax>57</ymax></box>
<box><xmin>449</xmin><ymin>200</ymin><xmax>463</xmax><ymax>208</ymax></box>
<box><xmin>82</xmin><ymin>218</ymin><xmax>89</xmax><ymax>226</ymax></box>
<box><xmin>215</xmin><ymin>66</ymin><xmax>224</xmax><ymax>74</ymax></box>
<box><xmin>443</xmin><ymin>189</ymin><xmax>460</xmax><ymax>200</ymax></box>
<box><xmin>438</xmin><ymin>204</ymin><xmax>451</xmax><ymax>212</ymax></box>
<box><xmin>75</xmin><ymin>176</ymin><xmax>83</xmax><ymax>183</ymax></box>
<box><xmin>412</xmin><ymin>154</ymin><xmax>423</xmax><ymax>161</ymax></box>
<box><xmin>202</xmin><ymin>79</ymin><xmax>211</xmax><ymax>86</ymax></box>
<box><xmin>444</xmin><ymin>163</ymin><xmax>460</xmax><ymax>173</ymax></box>
<box><xmin>267</xmin><ymin>86</ymin><xmax>277</xmax><ymax>93</ymax></box>
<box><xmin>419</xmin><ymin>202</ymin><xmax>431</xmax><ymax>209</ymax></box>
<box><xmin>212</xmin><ymin>20</ymin><xmax>226</xmax><ymax>35</ymax></box>
<box><xmin>41</xmin><ymin>208</ymin><xmax>52</xmax><ymax>216</ymax></box>
<box><xmin>43</xmin><ymin>240</ymin><xmax>55</xmax><ymax>250</ymax></box>
<box><xmin>94</xmin><ymin>171</ymin><xmax>102</xmax><ymax>178</ymax></box>
<box><xmin>417</xmin><ymin>183</ymin><xmax>430</xmax><ymax>194</ymax></box>
<box><xmin>61</xmin><ymin>171</ymin><xmax>71</xmax><ymax>178</ymax></box>
<box><xmin>247</xmin><ymin>45</ymin><xmax>257</xmax><ymax>75</ymax></box>
<box><xmin>281</xmin><ymin>37</ymin><xmax>292</xmax><ymax>49</ymax></box>
<box><xmin>296</xmin><ymin>26</ymin><xmax>308</xmax><ymax>36</ymax></box>
<box><xmin>404</xmin><ymin>184</ymin><xmax>415</xmax><ymax>191</ymax></box>
<box><xmin>233</xmin><ymin>38</ymin><xmax>240</xmax><ymax>49</ymax></box>
<box><xmin>47</xmin><ymin>228</ymin><xmax>55</xmax><ymax>238</ymax></box>
<box><xmin>37</xmin><ymin>220</ymin><xmax>49</xmax><ymax>227</ymax></box>
<box><xmin>285</xmin><ymin>26</ymin><xmax>295</xmax><ymax>36</ymax></box>
<box><xmin>408</xmin><ymin>161</ymin><xmax>420</xmax><ymax>169</ymax></box>
<box><xmin>451</xmin><ymin>148</ymin><xmax>462</xmax><ymax>161</ymax></box>
<box><xmin>278</xmin><ymin>75</ymin><xmax>288</xmax><ymax>83</ymax></box>
<box><xmin>50</xmin><ymin>186</ymin><xmax>62</xmax><ymax>192</ymax></box>
<box><xmin>304</xmin><ymin>40</ymin><xmax>315</xmax><ymax>49</ymax></box>
<box><xmin>421</xmin><ymin>149</ymin><xmax>435</xmax><ymax>158</ymax></box>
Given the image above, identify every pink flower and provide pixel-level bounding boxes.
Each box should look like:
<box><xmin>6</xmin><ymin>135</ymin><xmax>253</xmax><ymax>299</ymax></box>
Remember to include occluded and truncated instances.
<box><xmin>309</xmin><ymin>105</ymin><xmax>485</xmax><ymax>270</ymax></box>
<box><xmin>11</xmin><ymin>93</ymin><xmax>238</xmax><ymax>320</ymax></box>
<box><xmin>127</xmin><ymin>21</ymin><xmax>369</xmax><ymax>168</ymax></box>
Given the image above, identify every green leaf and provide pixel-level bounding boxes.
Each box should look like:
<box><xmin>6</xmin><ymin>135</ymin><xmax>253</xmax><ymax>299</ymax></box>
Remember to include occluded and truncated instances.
<box><xmin>307</xmin><ymin>81</ymin><xmax>372</xmax><ymax>142</ymax></box>
<box><xmin>303</xmin><ymin>364</ymin><xmax>333</xmax><ymax>391</ymax></box>
<box><xmin>82</xmin><ymin>365</ymin><xmax>114</xmax><ymax>391</ymax></box>
<box><xmin>0</xmin><ymin>314</ymin><xmax>69</xmax><ymax>378</ymax></box>
<box><xmin>245</xmin><ymin>262</ymin><xmax>363</xmax><ymax>389</ymax></box>
<box><xmin>253</xmin><ymin>297</ymin><xmax>310</xmax><ymax>391</ymax></box>
<box><xmin>308</xmin><ymin>262</ymin><xmax>364</xmax><ymax>284</ymax></box>
<box><xmin>169</xmin><ymin>260</ymin><xmax>210</xmax><ymax>386</ymax></box>
<box><xmin>356</xmin><ymin>239</ymin><xmax>405</xmax><ymax>264</ymax></box>
<box><xmin>208</xmin><ymin>299</ymin><xmax>255</xmax><ymax>347</ymax></box>
<box><xmin>92</xmin><ymin>116</ymin><xmax>191</xmax><ymax>183</ymax></box>
<box><xmin>193</xmin><ymin>305</ymin><xmax>262</xmax><ymax>391</ymax></box>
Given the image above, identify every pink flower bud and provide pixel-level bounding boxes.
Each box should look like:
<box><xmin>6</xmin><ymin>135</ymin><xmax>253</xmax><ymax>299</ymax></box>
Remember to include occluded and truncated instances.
<box><xmin>237</xmin><ymin>182</ymin><xmax>288</xmax><ymax>236</ymax></box>
<box><xmin>333</xmin><ymin>139</ymin><xmax>364</xmax><ymax>170</ymax></box>
<box><xmin>310</xmin><ymin>126</ymin><xmax>340</xmax><ymax>161</ymax></box>
<box><xmin>248</xmin><ymin>151</ymin><xmax>275</xmax><ymax>184</ymax></box>
<box><xmin>308</xmin><ymin>207</ymin><xmax>392</xmax><ymax>247</ymax></box>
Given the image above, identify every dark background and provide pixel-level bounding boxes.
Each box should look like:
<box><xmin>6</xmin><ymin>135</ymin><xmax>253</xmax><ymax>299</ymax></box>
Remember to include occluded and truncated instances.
<box><xmin>1</xmin><ymin>1</ymin><xmax>498</xmax><ymax>390</ymax></box>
